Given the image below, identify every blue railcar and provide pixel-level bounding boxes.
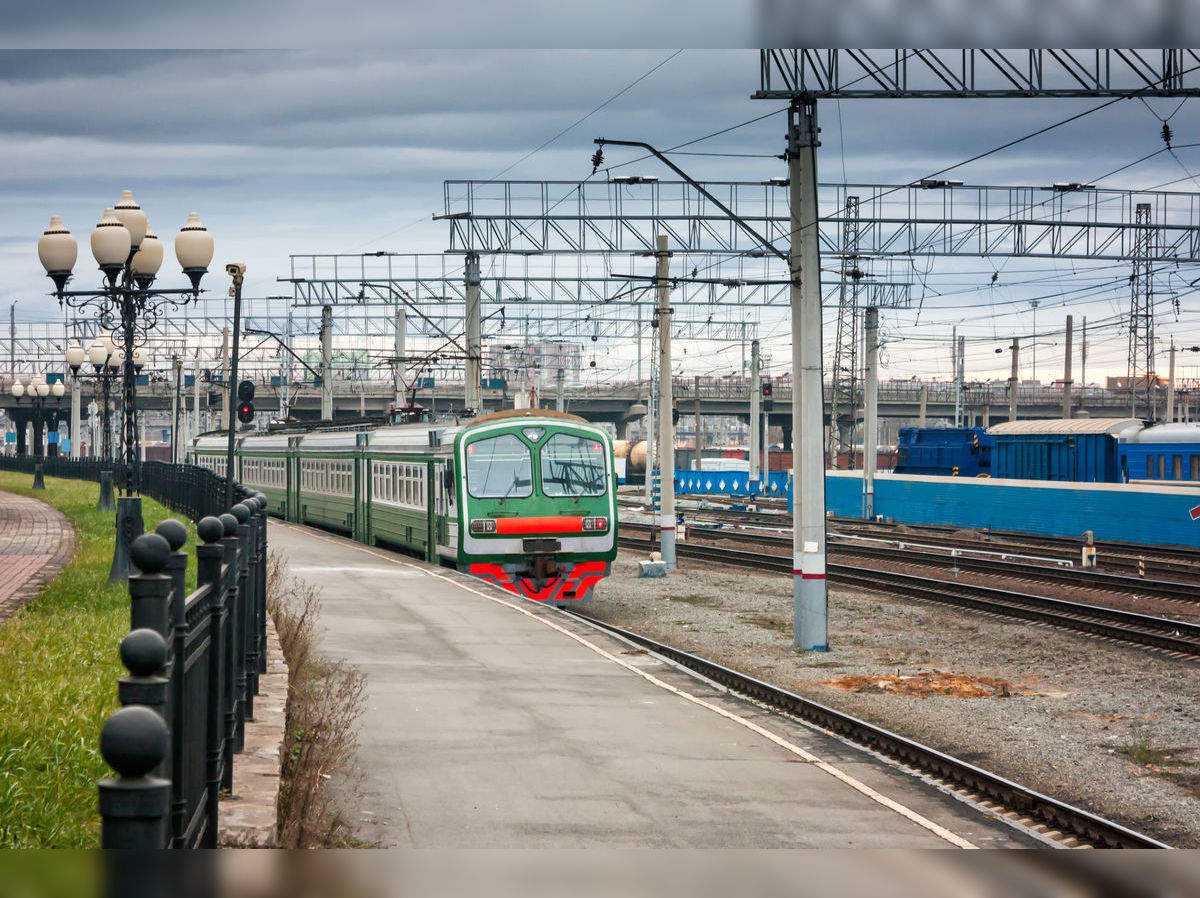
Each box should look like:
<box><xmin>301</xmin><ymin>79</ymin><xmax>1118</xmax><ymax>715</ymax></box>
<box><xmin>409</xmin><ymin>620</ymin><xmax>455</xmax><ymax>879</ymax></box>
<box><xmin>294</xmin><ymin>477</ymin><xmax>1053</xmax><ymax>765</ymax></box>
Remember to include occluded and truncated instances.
<box><xmin>988</xmin><ymin>418</ymin><xmax>1140</xmax><ymax>483</ymax></box>
<box><xmin>1118</xmin><ymin>423</ymin><xmax>1200</xmax><ymax>484</ymax></box>
<box><xmin>894</xmin><ymin>427</ymin><xmax>993</xmax><ymax>477</ymax></box>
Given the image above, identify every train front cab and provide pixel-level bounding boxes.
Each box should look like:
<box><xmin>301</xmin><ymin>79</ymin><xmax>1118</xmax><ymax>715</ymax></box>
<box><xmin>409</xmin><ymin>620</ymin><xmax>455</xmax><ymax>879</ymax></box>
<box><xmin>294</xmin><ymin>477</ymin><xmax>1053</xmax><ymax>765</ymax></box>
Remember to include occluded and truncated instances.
<box><xmin>455</xmin><ymin>413</ymin><xmax>616</xmax><ymax>603</ymax></box>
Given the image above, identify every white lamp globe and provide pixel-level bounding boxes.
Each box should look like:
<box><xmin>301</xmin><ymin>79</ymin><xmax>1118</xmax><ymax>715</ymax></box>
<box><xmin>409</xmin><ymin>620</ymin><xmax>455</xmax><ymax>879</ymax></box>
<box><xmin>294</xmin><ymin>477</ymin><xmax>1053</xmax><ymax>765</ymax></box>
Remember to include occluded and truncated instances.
<box><xmin>91</xmin><ymin>207</ymin><xmax>132</xmax><ymax>272</ymax></box>
<box><xmin>88</xmin><ymin>341</ymin><xmax>109</xmax><ymax>369</ymax></box>
<box><xmin>132</xmin><ymin>347</ymin><xmax>147</xmax><ymax>370</ymax></box>
<box><xmin>10</xmin><ymin>382</ymin><xmax>23</xmax><ymax>398</ymax></box>
<box><xmin>175</xmin><ymin>212</ymin><xmax>214</xmax><ymax>277</ymax></box>
<box><xmin>38</xmin><ymin>215</ymin><xmax>78</xmax><ymax>281</ymax></box>
<box><xmin>113</xmin><ymin>190</ymin><xmax>148</xmax><ymax>249</ymax></box>
<box><xmin>131</xmin><ymin>228</ymin><xmax>163</xmax><ymax>282</ymax></box>
<box><xmin>65</xmin><ymin>344</ymin><xmax>85</xmax><ymax>371</ymax></box>
<box><xmin>36</xmin><ymin>382</ymin><xmax>50</xmax><ymax>398</ymax></box>
<box><xmin>109</xmin><ymin>348</ymin><xmax>125</xmax><ymax>369</ymax></box>
<box><xmin>51</xmin><ymin>382</ymin><xmax>65</xmax><ymax>398</ymax></box>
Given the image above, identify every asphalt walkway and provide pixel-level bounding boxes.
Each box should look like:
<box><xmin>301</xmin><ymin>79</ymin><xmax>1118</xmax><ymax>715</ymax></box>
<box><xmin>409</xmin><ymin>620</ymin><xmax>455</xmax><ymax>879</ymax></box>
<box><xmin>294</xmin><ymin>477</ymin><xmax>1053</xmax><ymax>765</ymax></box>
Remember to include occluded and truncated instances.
<box><xmin>269</xmin><ymin>520</ymin><xmax>1042</xmax><ymax>848</ymax></box>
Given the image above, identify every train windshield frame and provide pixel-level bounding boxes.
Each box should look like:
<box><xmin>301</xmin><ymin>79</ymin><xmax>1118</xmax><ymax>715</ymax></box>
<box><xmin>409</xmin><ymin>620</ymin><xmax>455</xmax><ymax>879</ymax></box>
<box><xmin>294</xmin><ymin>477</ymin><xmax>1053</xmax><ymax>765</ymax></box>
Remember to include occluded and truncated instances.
<box><xmin>465</xmin><ymin>433</ymin><xmax>533</xmax><ymax>499</ymax></box>
<box><xmin>539</xmin><ymin>432</ymin><xmax>607</xmax><ymax>498</ymax></box>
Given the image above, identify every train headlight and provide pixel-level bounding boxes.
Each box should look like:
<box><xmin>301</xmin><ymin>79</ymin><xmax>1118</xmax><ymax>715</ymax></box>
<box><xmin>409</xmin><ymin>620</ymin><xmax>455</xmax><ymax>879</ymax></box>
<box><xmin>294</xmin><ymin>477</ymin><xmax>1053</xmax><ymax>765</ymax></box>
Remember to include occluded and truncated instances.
<box><xmin>470</xmin><ymin>518</ymin><xmax>497</xmax><ymax>534</ymax></box>
<box><xmin>582</xmin><ymin>516</ymin><xmax>608</xmax><ymax>532</ymax></box>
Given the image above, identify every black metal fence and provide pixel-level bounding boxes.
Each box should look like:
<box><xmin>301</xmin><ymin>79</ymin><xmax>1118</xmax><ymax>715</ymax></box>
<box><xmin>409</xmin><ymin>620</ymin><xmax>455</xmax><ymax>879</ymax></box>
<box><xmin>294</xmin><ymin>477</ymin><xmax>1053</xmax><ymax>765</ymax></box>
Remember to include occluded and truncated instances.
<box><xmin>0</xmin><ymin>455</ymin><xmax>270</xmax><ymax>848</ymax></box>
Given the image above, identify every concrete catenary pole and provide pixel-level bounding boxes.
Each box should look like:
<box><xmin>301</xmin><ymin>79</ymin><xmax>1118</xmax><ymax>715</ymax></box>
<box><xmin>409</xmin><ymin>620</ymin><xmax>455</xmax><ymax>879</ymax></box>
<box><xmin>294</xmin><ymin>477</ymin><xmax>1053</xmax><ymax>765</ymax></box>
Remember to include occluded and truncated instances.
<box><xmin>170</xmin><ymin>356</ymin><xmax>181</xmax><ymax>462</ymax></box>
<box><xmin>219</xmin><ymin>326</ymin><xmax>230</xmax><ymax>430</ymax></box>
<box><xmin>1167</xmin><ymin>342</ymin><xmax>1177</xmax><ymax>422</ymax></box>
<box><xmin>464</xmin><ymin>252</ymin><xmax>482</xmax><ymax>417</ymax></box>
<box><xmin>863</xmin><ymin>306</ymin><xmax>879</xmax><ymax>519</ymax></box>
<box><xmin>749</xmin><ymin>339</ymin><xmax>761</xmax><ymax>486</ymax></box>
<box><xmin>655</xmin><ymin>234</ymin><xmax>676</xmax><ymax>570</ymax></box>
<box><xmin>320</xmin><ymin>304</ymin><xmax>333</xmax><ymax>421</ymax></box>
<box><xmin>1009</xmin><ymin>338</ymin><xmax>1020</xmax><ymax>423</ymax></box>
<box><xmin>1081</xmin><ymin>316</ymin><xmax>1088</xmax><ymax>391</ymax></box>
<box><xmin>953</xmin><ymin>328</ymin><xmax>964</xmax><ymax>428</ymax></box>
<box><xmin>192</xmin><ymin>350</ymin><xmax>200</xmax><ymax>441</ymax></box>
<box><xmin>394</xmin><ymin>302</ymin><xmax>407</xmax><ymax>406</ymax></box>
<box><xmin>693</xmin><ymin>374</ymin><xmax>702</xmax><ymax>472</ymax></box>
<box><xmin>918</xmin><ymin>384</ymin><xmax>928</xmax><ymax>426</ymax></box>
<box><xmin>556</xmin><ymin>367</ymin><xmax>565</xmax><ymax>413</ymax></box>
<box><xmin>1063</xmin><ymin>315</ymin><xmax>1074</xmax><ymax>419</ymax></box>
<box><xmin>788</xmin><ymin>99</ymin><xmax>827</xmax><ymax>651</ymax></box>
<box><xmin>644</xmin><ymin>350</ymin><xmax>655</xmax><ymax>507</ymax></box>
<box><xmin>69</xmin><ymin>366</ymin><xmax>81</xmax><ymax>459</ymax></box>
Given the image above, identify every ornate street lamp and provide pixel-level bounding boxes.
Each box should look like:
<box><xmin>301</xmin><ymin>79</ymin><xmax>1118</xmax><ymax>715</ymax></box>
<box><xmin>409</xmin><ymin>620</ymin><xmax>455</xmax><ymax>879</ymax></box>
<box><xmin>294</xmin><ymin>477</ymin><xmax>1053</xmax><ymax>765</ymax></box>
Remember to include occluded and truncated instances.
<box><xmin>69</xmin><ymin>339</ymin><xmax>119</xmax><ymax>510</ymax></box>
<box><xmin>39</xmin><ymin>192</ymin><xmax>213</xmax><ymax>579</ymax></box>
<box><xmin>10</xmin><ymin>373</ymin><xmax>64</xmax><ymax>489</ymax></box>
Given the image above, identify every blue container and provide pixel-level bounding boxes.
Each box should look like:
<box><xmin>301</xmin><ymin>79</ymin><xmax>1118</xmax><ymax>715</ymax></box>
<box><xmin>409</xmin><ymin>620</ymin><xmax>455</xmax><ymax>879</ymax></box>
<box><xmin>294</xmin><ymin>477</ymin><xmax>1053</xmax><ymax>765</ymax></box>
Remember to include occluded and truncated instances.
<box><xmin>991</xmin><ymin>430</ymin><xmax>1121</xmax><ymax>483</ymax></box>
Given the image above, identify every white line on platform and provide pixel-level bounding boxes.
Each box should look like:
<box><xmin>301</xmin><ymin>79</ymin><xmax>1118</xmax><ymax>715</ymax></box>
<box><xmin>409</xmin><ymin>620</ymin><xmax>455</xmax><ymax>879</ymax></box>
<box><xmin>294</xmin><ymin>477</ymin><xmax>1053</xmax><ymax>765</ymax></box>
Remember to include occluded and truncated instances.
<box><xmin>276</xmin><ymin>520</ymin><xmax>978</xmax><ymax>850</ymax></box>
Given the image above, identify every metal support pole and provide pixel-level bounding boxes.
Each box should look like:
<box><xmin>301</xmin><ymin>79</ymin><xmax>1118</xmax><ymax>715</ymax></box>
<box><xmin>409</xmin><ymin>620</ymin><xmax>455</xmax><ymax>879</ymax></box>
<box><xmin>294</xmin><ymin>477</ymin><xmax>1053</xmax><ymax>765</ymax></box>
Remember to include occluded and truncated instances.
<box><xmin>556</xmin><ymin>368</ymin><xmax>565</xmax><ymax>413</ymax></box>
<box><xmin>1081</xmin><ymin>316</ymin><xmax>1087</xmax><ymax>390</ymax></box>
<box><xmin>788</xmin><ymin>98</ymin><xmax>827</xmax><ymax>651</ymax></box>
<box><xmin>1009</xmin><ymin>338</ymin><xmax>1020</xmax><ymax>422</ymax></box>
<box><xmin>693</xmin><ymin>374</ymin><xmax>702</xmax><ymax>472</ymax></box>
<box><xmin>320</xmin><ymin>305</ymin><xmax>333</xmax><ymax>421</ymax></box>
<box><xmin>918</xmin><ymin>384</ymin><xmax>928</xmax><ymax>426</ymax></box>
<box><xmin>219</xmin><ymin>326</ymin><xmax>230</xmax><ymax>431</ymax></box>
<box><xmin>749</xmin><ymin>339</ymin><xmax>761</xmax><ymax>486</ymax></box>
<box><xmin>1063</xmin><ymin>315</ymin><xmax>1073</xmax><ymax>419</ymax></box>
<box><xmin>953</xmin><ymin>327</ymin><xmax>964</xmax><ymax>428</ymax></box>
<box><xmin>1167</xmin><ymin>342</ymin><xmax>1177</xmax><ymax>423</ymax></box>
<box><xmin>655</xmin><ymin>235</ymin><xmax>675</xmax><ymax>570</ymax></box>
<box><xmin>192</xmin><ymin>351</ymin><xmax>200</xmax><ymax>443</ymax></box>
<box><xmin>464</xmin><ymin>252</ymin><xmax>482</xmax><ymax>417</ymax></box>
<box><xmin>863</xmin><ymin>306</ymin><xmax>878</xmax><ymax>519</ymax></box>
<box><xmin>645</xmin><ymin>350</ymin><xmax>655</xmax><ymax>507</ymax></box>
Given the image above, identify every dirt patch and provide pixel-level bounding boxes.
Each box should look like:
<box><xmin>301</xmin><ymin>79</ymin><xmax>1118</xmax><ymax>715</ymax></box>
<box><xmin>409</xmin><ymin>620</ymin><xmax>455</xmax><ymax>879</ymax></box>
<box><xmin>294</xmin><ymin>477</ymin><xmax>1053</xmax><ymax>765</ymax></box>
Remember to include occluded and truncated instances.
<box><xmin>668</xmin><ymin>593</ymin><xmax>720</xmax><ymax>608</ymax></box>
<box><xmin>821</xmin><ymin>670</ymin><xmax>1021</xmax><ymax>699</ymax></box>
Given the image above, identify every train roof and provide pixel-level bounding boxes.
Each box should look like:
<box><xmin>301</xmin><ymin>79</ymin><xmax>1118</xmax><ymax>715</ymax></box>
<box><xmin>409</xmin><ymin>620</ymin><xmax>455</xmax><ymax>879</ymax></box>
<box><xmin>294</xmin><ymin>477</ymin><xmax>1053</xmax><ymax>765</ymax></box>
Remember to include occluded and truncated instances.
<box><xmin>1120</xmin><ymin>422</ymin><xmax>1200</xmax><ymax>443</ymax></box>
<box><xmin>368</xmin><ymin>423</ymin><xmax>461</xmax><ymax>450</ymax></box>
<box><xmin>468</xmin><ymin>408</ymin><xmax>589</xmax><ymax>426</ymax></box>
<box><xmin>238</xmin><ymin>433</ymin><xmax>290</xmax><ymax>451</ymax></box>
<box><xmin>988</xmin><ymin>418</ymin><xmax>1142</xmax><ymax>437</ymax></box>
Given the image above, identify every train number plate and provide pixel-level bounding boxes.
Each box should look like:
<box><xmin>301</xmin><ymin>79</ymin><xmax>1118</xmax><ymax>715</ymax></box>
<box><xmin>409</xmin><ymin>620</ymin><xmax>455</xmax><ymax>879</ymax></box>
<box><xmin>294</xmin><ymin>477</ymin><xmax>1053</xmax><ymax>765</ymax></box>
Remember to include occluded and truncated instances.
<box><xmin>523</xmin><ymin>538</ymin><xmax>561</xmax><ymax>553</ymax></box>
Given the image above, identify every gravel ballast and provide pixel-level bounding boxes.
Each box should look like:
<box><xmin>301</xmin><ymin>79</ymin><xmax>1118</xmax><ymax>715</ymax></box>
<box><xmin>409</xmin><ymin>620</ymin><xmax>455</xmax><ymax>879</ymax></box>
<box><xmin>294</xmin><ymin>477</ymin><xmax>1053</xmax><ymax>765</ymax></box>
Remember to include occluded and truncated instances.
<box><xmin>586</xmin><ymin>549</ymin><xmax>1200</xmax><ymax>846</ymax></box>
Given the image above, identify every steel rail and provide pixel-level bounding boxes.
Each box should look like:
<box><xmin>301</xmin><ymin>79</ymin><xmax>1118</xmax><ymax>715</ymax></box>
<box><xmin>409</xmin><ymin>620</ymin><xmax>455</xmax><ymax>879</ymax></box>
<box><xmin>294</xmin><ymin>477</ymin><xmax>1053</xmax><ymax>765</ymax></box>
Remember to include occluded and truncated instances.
<box><xmin>617</xmin><ymin>530</ymin><xmax>1200</xmax><ymax>658</ymax></box>
<box><xmin>677</xmin><ymin>522</ymin><xmax>1200</xmax><ymax>604</ymax></box>
<box><xmin>559</xmin><ymin>608</ymin><xmax>1172</xmax><ymax>849</ymax></box>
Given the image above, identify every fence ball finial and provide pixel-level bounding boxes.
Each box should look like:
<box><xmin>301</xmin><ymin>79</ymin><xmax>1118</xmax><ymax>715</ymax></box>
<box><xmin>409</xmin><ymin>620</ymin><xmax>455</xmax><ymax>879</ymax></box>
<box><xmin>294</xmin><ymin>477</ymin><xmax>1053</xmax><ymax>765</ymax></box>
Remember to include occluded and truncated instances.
<box><xmin>154</xmin><ymin>518</ymin><xmax>188</xmax><ymax>552</ymax></box>
<box><xmin>230</xmin><ymin>503</ymin><xmax>251</xmax><ymax>524</ymax></box>
<box><xmin>219</xmin><ymin>513</ymin><xmax>238</xmax><ymax>537</ymax></box>
<box><xmin>242</xmin><ymin>497</ymin><xmax>260</xmax><ymax>513</ymax></box>
<box><xmin>254</xmin><ymin>491</ymin><xmax>267</xmax><ymax>505</ymax></box>
<box><xmin>100</xmin><ymin>705</ymin><xmax>169</xmax><ymax>779</ymax></box>
<box><xmin>197</xmin><ymin>516</ymin><xmax>224</xmax><ymax>544</ymax></box>
<box><xmin>130</xmin><ymin>533</ymin><xmax>170</xmax><ymax>575</ymax></box>
<box><xmin>120</xmin><ymin>628</ymin><xmax>167</xmax><ymax>677</ymax></box>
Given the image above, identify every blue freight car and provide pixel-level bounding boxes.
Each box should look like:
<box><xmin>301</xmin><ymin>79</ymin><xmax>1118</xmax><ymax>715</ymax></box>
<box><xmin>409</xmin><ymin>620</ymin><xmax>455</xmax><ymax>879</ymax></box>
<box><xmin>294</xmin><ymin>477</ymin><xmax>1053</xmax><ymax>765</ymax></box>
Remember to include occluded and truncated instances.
<box><xmin>988</xmin><ymin>418</ymin><xmax>1140</xmax><ymax>483</ymax></box>
<box><xmin>894</xmin><ymin>427</ymin><xmax>993</xmax><ymax>476</ymax></box>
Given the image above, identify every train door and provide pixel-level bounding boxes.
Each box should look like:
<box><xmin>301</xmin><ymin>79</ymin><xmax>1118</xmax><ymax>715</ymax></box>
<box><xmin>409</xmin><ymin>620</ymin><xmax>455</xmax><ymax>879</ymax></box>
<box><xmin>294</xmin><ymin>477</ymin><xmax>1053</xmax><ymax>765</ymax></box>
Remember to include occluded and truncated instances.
<box><xmin>287</xmin><ymin>436</ymin><xmax>301</xmax><ymax>522</ymax></box>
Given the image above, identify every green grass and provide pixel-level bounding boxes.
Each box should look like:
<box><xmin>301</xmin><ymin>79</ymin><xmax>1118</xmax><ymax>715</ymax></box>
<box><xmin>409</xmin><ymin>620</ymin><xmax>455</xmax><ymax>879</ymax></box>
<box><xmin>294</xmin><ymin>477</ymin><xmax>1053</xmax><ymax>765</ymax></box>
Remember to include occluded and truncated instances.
<box><xmin>0</xmin><ymin>472</ymin><xmax>197</xmax><ymax>848</ymax></box>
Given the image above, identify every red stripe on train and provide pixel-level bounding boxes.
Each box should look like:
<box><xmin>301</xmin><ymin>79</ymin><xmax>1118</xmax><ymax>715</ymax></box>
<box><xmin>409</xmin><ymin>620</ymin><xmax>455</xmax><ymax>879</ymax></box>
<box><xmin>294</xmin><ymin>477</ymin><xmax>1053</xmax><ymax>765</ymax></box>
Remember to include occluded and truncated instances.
<box><xmin>493</xmin><ymin>516</ymin><xmax>585</xmax><ymax>535</ymax></box>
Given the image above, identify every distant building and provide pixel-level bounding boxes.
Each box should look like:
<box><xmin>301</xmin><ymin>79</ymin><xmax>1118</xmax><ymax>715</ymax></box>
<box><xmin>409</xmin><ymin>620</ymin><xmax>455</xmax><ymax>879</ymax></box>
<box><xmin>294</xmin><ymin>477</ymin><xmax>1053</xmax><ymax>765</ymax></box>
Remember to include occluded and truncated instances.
<box><xmin>487</xmin><ymin>339</ymin><xmax>583</xmax><ymax>388</ymax></box>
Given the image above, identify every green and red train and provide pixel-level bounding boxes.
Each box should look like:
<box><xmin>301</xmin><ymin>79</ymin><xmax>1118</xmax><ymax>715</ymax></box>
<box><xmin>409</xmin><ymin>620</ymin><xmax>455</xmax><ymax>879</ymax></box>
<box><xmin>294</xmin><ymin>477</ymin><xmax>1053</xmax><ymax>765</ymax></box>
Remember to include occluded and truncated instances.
<box><xmin>189</xmin><ymin>409</ymin><xmax>617</xmax><ymax>602</ymax></box>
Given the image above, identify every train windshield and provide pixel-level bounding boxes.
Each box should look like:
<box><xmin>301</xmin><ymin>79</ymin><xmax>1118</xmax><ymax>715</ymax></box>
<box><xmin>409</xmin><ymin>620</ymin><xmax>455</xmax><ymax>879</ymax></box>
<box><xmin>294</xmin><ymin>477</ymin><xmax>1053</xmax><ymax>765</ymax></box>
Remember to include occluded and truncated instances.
<box><xmin>540</xmin><ymin>433</ymin><xmax>607</xmax><ymax>497</ymax></box>
<box><xmin>465</xmin><ymin>433</ymin><xmax>533</xmax><ymax>499</ymax></box>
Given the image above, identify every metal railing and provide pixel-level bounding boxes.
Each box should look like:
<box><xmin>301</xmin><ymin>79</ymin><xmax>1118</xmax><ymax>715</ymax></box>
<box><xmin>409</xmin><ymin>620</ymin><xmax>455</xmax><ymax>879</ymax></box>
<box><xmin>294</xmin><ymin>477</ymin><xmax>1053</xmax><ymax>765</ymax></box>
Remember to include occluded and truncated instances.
<box><xmin>0</xmin><ymin>456</ymin><xmax>269</xmax><ymax>848</ymax></box>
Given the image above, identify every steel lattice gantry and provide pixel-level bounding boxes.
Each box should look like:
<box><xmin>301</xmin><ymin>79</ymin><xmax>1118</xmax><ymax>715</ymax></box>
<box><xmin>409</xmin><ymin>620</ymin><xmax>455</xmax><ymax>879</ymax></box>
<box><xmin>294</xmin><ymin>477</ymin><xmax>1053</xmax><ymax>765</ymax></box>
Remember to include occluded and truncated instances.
<box><xmin>754</xmin><ymin>49</ymin><xmax>1200</xmax><ymax>99</ymax></box>
<box><xmin>441</xmin><ymin>178</ymin><xmax>1200</xmax><ymax>262</ymax></box>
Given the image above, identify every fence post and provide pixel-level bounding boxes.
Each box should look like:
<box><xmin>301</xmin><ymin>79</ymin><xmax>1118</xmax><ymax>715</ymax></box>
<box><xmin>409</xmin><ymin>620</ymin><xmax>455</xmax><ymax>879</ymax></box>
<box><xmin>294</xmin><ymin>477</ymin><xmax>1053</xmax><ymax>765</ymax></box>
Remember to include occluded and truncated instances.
<box><xmin>231</xmin><ymin>502</ymin><xmax>255</xmax><ymax>724</ymax></box>
<box><xmin>100</xmin><ymin>626</ymin><xmax>170</xmax><ymax>849</ymax></box>
<box><xmin>218</xmin><ymin>511</ymin><xmax>241</xmax><ymax>788</ymax></box>
<box><xmin>155</xmin><ymin>519</ymin><xmax>189</xmax><ymax>847</ymax></box>
<box><xmin>195</xmin><ymin>515</ymin><xmax>226</xmax><ymax>849</ymax></box>
<box><xmin>98</xmin><ymin>705</ymin><xmax>170</xmax><ymax>849</ymax></box>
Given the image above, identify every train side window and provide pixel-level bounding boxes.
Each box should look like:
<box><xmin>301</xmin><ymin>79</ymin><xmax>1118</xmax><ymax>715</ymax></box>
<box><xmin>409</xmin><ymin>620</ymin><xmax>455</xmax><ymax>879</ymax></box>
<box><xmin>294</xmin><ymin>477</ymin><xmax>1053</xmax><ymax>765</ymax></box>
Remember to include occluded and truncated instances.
<box><xmin>1147</xmin><ymin>456</ymin><xmax>1154</xmax><ymax>478</ymax></box>
<box><xmin>1173</xmin><ymin>454</ymin><xmax>1183</xmax><ymax>480</ymax></box>
<box><xmin>1192</xmin><ymin>456</ymin><xmax>1200</xmax><ymax>481</ymax></box>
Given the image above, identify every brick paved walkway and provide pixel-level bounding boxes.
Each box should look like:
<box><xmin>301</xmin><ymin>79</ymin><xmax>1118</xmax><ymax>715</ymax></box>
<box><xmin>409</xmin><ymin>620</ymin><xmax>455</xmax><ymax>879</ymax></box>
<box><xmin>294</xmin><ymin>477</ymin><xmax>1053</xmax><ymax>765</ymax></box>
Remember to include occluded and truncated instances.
<box><xmin>0</xmin><ymin>489</ymin><xmax>76</xmax><ymax>622</ymax></box>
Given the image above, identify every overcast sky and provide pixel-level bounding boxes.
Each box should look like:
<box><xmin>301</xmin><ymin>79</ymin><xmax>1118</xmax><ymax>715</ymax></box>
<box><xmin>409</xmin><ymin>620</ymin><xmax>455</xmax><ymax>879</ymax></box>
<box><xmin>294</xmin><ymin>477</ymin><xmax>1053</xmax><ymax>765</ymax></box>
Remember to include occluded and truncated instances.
<box><xmin>5</xmin><ymin>48</ymin><xmax>1199</xmax><ymax>385</ymax></box>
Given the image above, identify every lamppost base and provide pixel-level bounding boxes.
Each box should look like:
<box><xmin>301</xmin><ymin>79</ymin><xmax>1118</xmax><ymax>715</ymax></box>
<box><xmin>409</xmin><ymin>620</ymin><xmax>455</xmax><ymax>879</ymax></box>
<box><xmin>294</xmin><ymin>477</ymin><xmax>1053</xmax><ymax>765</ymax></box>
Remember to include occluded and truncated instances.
<box><xmin>32</xmin><ymin>464</ymin><xmax>45</xmax><ymax>491</ymax></box>
<box><xmin>108</xmin><ymin>496</ymin><xmax>144</xmax><ymax>584</ymax></box>
<box><xmin>98</xmin><ymin>470</ymin><xmax>116</xmax><ymax>512</ymax></box>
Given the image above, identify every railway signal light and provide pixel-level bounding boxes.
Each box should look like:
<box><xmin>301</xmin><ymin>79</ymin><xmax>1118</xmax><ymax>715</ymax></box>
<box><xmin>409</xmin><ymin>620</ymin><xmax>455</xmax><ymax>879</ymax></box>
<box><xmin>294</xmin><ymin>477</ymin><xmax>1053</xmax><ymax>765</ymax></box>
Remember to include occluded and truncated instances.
<box><xmin>237</xmin><ymin>401</ymin><xmax>254</xmax><ymax>424</ymax></box>
<box><xmin>762</xmin><ymin>379</ymin><xmax>774</xmax><ymax>411</ymax></box>
<box><xmin>237</xmin><ymin>379</ymin><xmax>255</xmax><ymax>402</ymax></box>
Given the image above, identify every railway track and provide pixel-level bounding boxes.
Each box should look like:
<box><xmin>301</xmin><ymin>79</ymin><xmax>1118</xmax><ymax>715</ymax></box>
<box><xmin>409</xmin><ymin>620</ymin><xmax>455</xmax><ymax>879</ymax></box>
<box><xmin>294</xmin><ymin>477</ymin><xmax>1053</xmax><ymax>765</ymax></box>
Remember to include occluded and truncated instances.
<box><xmin>560</xmin><ymin>608</ymin><xmax>1171</xmax><ymax>849</ymax></box>
<box><xmin>625</xmin><ymin>497</ymin><xmax>1200</xmax><ymax>580</ymax></box>
<box><xmin>618</xmin><ymin>527</ymin><xmax>1200</xmax><ymax>659</ymax></box>
<box><xmin>677</xmin><ymin>523</ymin><xmax>1200</xmax><ymax>605</ymax></box>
